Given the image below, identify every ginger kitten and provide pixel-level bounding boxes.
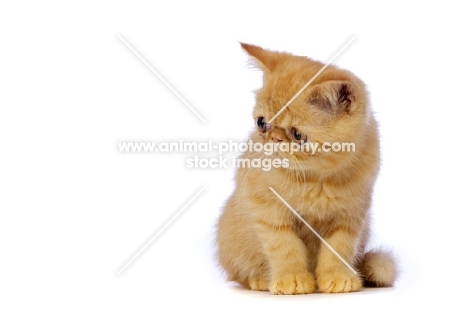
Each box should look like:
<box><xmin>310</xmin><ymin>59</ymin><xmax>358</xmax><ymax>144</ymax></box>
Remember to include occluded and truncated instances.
<box><xmin>216</xmin><ymin>43</ymin><xmax>397</xmax><ymax>294</ymax></box>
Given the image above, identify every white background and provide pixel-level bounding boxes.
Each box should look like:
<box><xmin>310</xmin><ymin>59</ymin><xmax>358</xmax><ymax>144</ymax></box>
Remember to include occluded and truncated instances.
<box><xmin>1</xmin><ymin>1</ymin><xmax>467</xmax><ymax>309</ymax></box>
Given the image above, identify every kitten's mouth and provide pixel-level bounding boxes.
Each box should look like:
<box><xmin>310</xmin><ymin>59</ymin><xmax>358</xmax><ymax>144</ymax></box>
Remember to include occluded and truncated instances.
<box><xmin>275</xmin><ymin>150</ymin><xmax>294</xmax><ymax>161</ymax></box>
<box><xmin>263</xmin><ymin>150</ymin><xmax>281</xmax><ymax>158</ymax></box>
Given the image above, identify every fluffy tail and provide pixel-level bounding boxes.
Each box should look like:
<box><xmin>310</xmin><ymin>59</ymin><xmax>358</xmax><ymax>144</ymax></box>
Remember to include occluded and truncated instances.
<box><xmin>359</xmin><ymin>249</ymin><xmax>398</xmax><ymax>287</ymax></box>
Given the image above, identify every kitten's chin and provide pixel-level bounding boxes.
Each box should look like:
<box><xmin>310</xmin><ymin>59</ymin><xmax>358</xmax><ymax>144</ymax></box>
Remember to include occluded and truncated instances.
<box><xmin>266</xmin><ymin>152</ymin><xmax>283</xmax><ymax>161</ymax></box>
<box><xmin>272</xmin><ymin>150</ymin><xmax>291</xmax><ymax>160</ymax></box>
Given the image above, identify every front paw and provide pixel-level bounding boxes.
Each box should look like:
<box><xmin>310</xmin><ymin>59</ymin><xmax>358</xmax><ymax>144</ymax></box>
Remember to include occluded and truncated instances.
<box><xmin>317</xmin><ymin>269</ymin><xmax>362</xmax><ymax>293</ymax></box>
<box><xmin>248</xmin><ymin>277</ymin><xmax>269</xmax><ymax>291</ymax></box>
<box><xmin>269</xmin><ymin>272</ymin><xmax>316</xmax><ymax>295</ymax></box>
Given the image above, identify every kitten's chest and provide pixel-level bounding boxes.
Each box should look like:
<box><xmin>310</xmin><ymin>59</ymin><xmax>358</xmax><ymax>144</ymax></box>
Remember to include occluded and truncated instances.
<box><xmin>284</xmin><ymin>180</ymin><xmax>345</xmax><ymax>217</ymax></box>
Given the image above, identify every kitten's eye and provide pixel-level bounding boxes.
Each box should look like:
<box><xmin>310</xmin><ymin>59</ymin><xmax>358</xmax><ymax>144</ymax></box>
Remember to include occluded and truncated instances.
<box><xmin>291</xmin><ymin>128</ymin><xmax>307</xmax><ymax>143</ymax></box>
<box><xmin>256</xmin><ymin>117</ymin><xmax>270</xmax><ymax>133</ymax></box>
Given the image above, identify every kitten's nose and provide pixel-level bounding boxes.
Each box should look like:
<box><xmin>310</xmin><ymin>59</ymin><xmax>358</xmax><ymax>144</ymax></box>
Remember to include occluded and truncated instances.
<box><xmin>271</xmin><ymin>132</ymin><xmax>283</xmax><ymax>143</ymax></box>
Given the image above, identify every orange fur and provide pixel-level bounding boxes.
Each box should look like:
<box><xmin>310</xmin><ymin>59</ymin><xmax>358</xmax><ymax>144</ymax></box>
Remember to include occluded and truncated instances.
<box><xmin>216</xmin><ymin>43</ymin><xmax>397</xmax><ymax>294</ymax></box>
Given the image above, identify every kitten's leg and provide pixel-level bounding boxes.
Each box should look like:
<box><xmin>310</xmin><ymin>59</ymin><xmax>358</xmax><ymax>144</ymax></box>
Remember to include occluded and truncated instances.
<box><xmin>217</xmin><ymin>199</ymin><xmax>270</xmax><ymax>291</ymax></box>
<box><xmin>255</xmin><ymin>219</ymin><xmax>316</xmax><ymax>295</ymax></box>
<box><xmin>315</xmin><ymin>228</ymin><xmax>362</xmax><ymax>293</ymax></box>
<box><xmin>298</xmin><ymin>220</ymin><xmax>321</xmax><ymax>277</ymax></box>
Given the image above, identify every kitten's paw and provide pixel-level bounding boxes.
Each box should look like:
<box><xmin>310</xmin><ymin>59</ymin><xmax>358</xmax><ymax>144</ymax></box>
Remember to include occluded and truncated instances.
<box><xmin>269</xmin><ymin>272</ymin><xmax>316</xmax><ymax>295</ymax></box>
<box><xmin>248</xmin><ymin>277</ymin><xmax>269</xmax><ymax>291</ymax></box>
<box><xmin>317</xmin><ymin>270</ymin><xmax>362</xmax><ymax>293</ymax></box>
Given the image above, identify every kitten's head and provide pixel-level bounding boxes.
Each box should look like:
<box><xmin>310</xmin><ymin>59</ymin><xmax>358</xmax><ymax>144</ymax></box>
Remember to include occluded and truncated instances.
<box><xmin>241</xmin><ymin>43</ymin><xmax>377</xmax><ymax>174</ymax></box>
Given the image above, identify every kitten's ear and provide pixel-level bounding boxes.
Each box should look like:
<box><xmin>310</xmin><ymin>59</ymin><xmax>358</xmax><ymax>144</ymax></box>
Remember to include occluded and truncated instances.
<box><xmin>309</xmin><ymin>81</ymin><xmax>357</xmax><ymax>114</ymax></box>
<box><xmin>240</xmin><ymin>42</ymin><xmax>278</xmax><ymax>72</ymax></box>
